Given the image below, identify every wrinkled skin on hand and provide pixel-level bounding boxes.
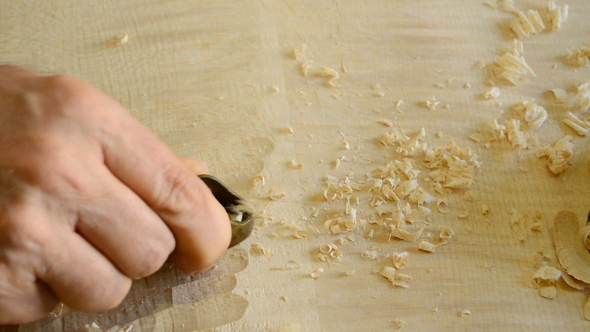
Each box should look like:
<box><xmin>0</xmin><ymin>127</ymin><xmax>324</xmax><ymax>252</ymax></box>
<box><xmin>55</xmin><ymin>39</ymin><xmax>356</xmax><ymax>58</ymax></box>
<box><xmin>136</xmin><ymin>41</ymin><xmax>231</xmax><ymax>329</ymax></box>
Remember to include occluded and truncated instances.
<box><xmin>0</xmin><ymin>66</ymin><xmax>231</xmax><ymax>324</ymax></box>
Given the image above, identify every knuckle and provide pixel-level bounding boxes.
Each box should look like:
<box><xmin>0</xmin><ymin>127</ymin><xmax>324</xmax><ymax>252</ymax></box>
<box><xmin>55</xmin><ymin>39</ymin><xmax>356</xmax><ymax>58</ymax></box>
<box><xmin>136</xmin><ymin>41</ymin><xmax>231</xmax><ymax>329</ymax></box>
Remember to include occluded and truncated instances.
<box><xmin>153</xmin><ymin>167</ymin><xmax>199</xmax><ymax>216</ymax></box>
<box><xmin>130</xmin><ymin>237</ymin><xmax>174</xmax><ymax>279</ymax></box>
<box><xmin>82</xmin><ymin>276</ymin><xmax>131</xmax><ymax>312</ymax></box>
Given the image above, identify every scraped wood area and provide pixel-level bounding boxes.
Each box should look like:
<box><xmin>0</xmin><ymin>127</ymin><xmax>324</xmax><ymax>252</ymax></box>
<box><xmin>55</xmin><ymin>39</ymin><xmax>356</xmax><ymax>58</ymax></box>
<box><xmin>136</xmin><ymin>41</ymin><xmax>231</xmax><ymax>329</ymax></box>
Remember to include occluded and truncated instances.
<box><xmin>2</xmin><ymin>0</ymin><xmax>590</xmax><ymax>331</ymax></box>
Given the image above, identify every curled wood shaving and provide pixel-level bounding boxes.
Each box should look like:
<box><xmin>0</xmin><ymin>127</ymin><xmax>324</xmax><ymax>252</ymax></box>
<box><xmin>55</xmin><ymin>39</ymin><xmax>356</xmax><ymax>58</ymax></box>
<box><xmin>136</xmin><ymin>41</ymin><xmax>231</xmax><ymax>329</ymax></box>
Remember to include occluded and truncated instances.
<box><xmin>532</xmin><ymin>266</ymin><xmax>562</xmax><ymax>286</ymax></box>
<box><xmin>436</xmin><ymin>199</ymin><xmax>450</xmax><ymax>214</ymax></box>
<box><xmin>320</xmin><ymin>66</ymin><xmax>339</xmax><ymax>87</ymax></box>
<box><xmin>268</xmin><ymin>188</ymin><xmax>287</xmax><ymax>200</ymax></box>
<box><xmin>585</xmin><ymin>295</ymin><xmax>590</xmax><ymax>320</ymax></box>
<box><xmin>459</xmin><ymin>309</ymin><xmax>472</xmax><ymax>317</ymax></box>
<box><xmin>113</xmin><ymin>32</ymin><xmax>129</xmax><ymax>46</ymax></box>
<box><xmin>418</xmin><ymin>240</ymin><xmax>436</xmax><ymax>253</ymax></box>
<box><xmin>390</xmin><ymin>225</ymin><xmax>425</xmax><ymax>243</ymax></box>
<box><xmin>482</xmin><ymin>87</ymin><xmax>501</xmax><ymax>100</ymax></box>
<box><xmin>565</xmin><ymin>45</ymin><xmax>590</xmax><ymax>67</ymax></box>
<box><xmin>290</xmin><ymin>159</ymin><xmax>305</xmax><ymax>169</ymax></box>
<box><xmin>392</xmin><ymin>251</ymin><xmax>410</xmax><ymax>269</ymax></box>
<box><xmin>536</xmin><ymin>136</ymin><xmax>574</xmax><ymax>174</ymax></box>
<box><xmin>561</xmin><ymin>271</ymin><xmax>590</xmax><ymax>290</ymax></box>
<box><xmin>481</xmin><ymin>205</ymin><xmax>490</xmax><ymax>215</ymax></box>
<box><xmin>513</xmin><ymin>100</ymin><xmax>548</xmax><ymax>129</ymax></box>
<box><xmin>548</xmin><ymin>88</ymin><xmax>567</xmax><ymax>102</ymax></box>
<box><xmin>438</xmin><ymin>227</ymin><xmax>455</xmax><ymax>245</ymax></box>
<box><xmin>554</xmin><ymin>211</ymin><xmax>590</xmax><ymax>283</ymax></box>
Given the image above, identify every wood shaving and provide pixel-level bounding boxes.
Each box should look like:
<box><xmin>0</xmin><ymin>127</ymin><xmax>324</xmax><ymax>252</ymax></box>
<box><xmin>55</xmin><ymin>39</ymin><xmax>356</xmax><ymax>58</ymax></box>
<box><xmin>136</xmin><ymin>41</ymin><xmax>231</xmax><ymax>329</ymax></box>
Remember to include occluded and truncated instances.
<box><xmin>438</xmin><ymin>227</ymin><xmax>455</xmax><ymax>245</ymax></box>
<box><xmin>562</xmin><ymin>272</ymin><xmax>589</xmax><ymax>290</ymax></box>
<box><xmin>378</xmin><ymin>119</ymin><xmax>393</xmax><ymax>127</ymax></box>
<box><xmin>562</xmin><ymin>111</ymin><xmax>590</xmax><ymax>136</ymax></box>
<box><xmin>361</xmin><ymin>250</ymin><xmax>379</xmax><ymax>261</ymax></box>
<box><xmin>509</xmin><ymin>9</ymin><xmax>545</xmax><ymax>38</ymax></box>
<box><xmin>469</xmin><ymin>133</ymin><xmax>484</xmax><ymax>142</ymax></box>
<box><xmin>395</xmin><ymin>100</ymin><xmax>404</xmax><ymax>112</ymax></box>
<box><xmin>436</xmin><ymin>199</ymin><xmax>450</xmax><ymax>214</ymax></box>
<box><xmin>425</xmin><ymin>96</ymin><xmax>440</xmax><ymax>110</ymax></box>
<box><xmin>251</xmin><ymin>243</ymin><xmax>268</xmax><ymax>256</ymax></box>
<box><xmin>391</xmin><ymin>225</ymin><xmax>425</xmax><ymax>243</ymax></box>
<box><xmin>460</xmin><ymin>310</ymin><xmax>472</xmax><ymax>317</ymax></box>
<box><xmin>280</xmin><ymin>295</ymin><xmax>288</xmax><ymax>302</ymax></box>
<box><xmin>269</xmin><ymin>85</ymin><xmax>280</xmax><ymax>93</ymax></box>
<box><xmin>531</xmin><ymin>222</ymin><xmax>543</xmax><ymax>232</ymax></box>
<box><xmin>268</xmin><ymin>188</ymin><xmax>287</xmax><ymax>200</ymax></box>
<box><xmin>513</xmin><ymin>100</ymin><xmax>548</xmax><ymax>129</ymax></box>
<box><xmin>319</xmin><ymin>66</ymin><xmax>339</xmax><ymax>87</ymax></box>
<box><xmin>548</xmin><ymin>88</ymin><xmax>567</xmax><ymax>102</ymax></box>
<box><xmin>482</xmin><ymin>87</ymin><xmax>501</xmax><ymax>100</ymax></box>
<box><xmin>310</xmin><ymin>268</ymin><xmax>324</xmax><ymax>279</ymax></box>
<box><xmin>290</xmin><ymin>159</ymin><xmax>305</xmax><ymax>169</ymax></box>
<box><xmin>293</xmin><ymin>43</ymin><xmax>307</xmax><ymax>61</ymax></box>
<box><xmin>481</xmin><ymin>205</ymin><xmax>490</xmax><ymax>215</ymax></box>
<box><xmin>379</xmin><ymin>266</ymin><xmax>412</xmax><ymax>288</ymax></box>
<box><xmin>533</xmin><ymin>266</ymin><xmax>562</xmax><ymax>286</ymax></box>
<box><xmin>546</xmin><ymin>1</ymin><xmax>569</xmax><ymax>31</ymax></box>
<box><xmin>536</xmin><ymin>135</ymin><xmax>574</xmax><ymax>174</ymax></box>
<box><xmin>492</xmin><ymin>47</ymin><xmax>535</xmax><ymax>85</ymax></box>
<box><xmin>577</xmin><ymin>81</ymin><xmax>590</xmax><ymax>112</ymax></box>
<box><xmin>113</xmin><ymin>32</ymin><xmax>128</xmax><ymax>46</ymax></box>
<box><xmin>272</xmin><ymin>260</ymin><xmax>302</xmax><ymax>271</ymax></box>
<box><xmin>504</xmin><ymin>119</ymin><xmax>527</xmax><ymax>149</ymax></box>
<box><xmin>539</xmin><ymin>286</ymin><xmax>557</xmax><ymax>299</ymax></box>
<box><xmin>418</xmin><ymin>240</ymin><xmax>436</xmax><ymax>252</ymax></box>
<box><xmin>301</xmin><ymin>61</ymin><xmax>312</xmax><ymax>77</ymax></box>
<box><xmin>565</xmin><ymin>44</ymin><xmax>590</xmax><ymax>67</ymax></box>
<box><xmin>392</xmin><ymin>251</ymin><xmax>410</xmax><ymax>269</ymax></box>
<box><xmin>554</xmin><ymin>211</ymin><xmax>590</xmax><ymax>284</ymax></box>
<box><xmin>585</xmin><ymin>295</ymin><xmax>590</xmax><ymax>320</ymax></box>
<box><xmin>474</xmin><ymin>60</ymin><xmax>486</xmax><ymax>69</ymax></box>
<box><xmin>344</xmin><ymin>270</ymin><xmax>356</xmax><ymax>276</ymax></box>
<box><xmin>464</xmin><ymin>83</ymin><xmax>472</xmax><ymax>89</ymax></box>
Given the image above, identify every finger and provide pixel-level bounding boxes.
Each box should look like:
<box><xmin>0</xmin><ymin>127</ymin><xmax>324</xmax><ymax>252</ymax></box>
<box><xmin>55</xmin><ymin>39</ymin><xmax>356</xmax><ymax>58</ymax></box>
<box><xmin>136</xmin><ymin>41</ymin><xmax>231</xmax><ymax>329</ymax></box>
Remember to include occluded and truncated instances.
<box><xmin>39</xmin><ymin>226</ymin><xmax>132</xmax><ymax>312</ymax></box>
<box><xmin>0</xmin><ymin>265</ymin><xmax>58</xmax><ymax>325</ymax></box>
<box><xmin>94</xmin><ymin>100</ymin><xmax>231</xmax><ymax>274</ymax></box>
<box><xmin>75</xmin><ymin>164</ymin><xmax>176</xmax><ymax>280</ymax></box>
<box><xmin>178</xmin><ymin>156</ymin><xmax>209</xmax><ymax>175</ymax></box>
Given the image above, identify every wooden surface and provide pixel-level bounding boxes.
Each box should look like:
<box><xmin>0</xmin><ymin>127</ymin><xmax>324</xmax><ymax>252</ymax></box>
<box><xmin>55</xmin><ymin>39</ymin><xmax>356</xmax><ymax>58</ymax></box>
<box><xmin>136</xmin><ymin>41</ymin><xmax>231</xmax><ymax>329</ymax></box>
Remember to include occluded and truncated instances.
<box><xmin>2</xmin><ymin>0</ymin><xmax>590</xmax><ymax>331</ymax></box>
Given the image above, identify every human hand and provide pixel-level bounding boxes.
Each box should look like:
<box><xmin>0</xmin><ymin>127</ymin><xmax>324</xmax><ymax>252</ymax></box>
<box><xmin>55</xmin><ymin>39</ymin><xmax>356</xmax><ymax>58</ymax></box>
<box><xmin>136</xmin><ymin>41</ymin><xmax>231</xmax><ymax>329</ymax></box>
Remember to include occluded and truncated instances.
<box><xmin>0</xmin><ymin>65</ymin><xmax>231</xmax><ymax>324</ymax></box>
